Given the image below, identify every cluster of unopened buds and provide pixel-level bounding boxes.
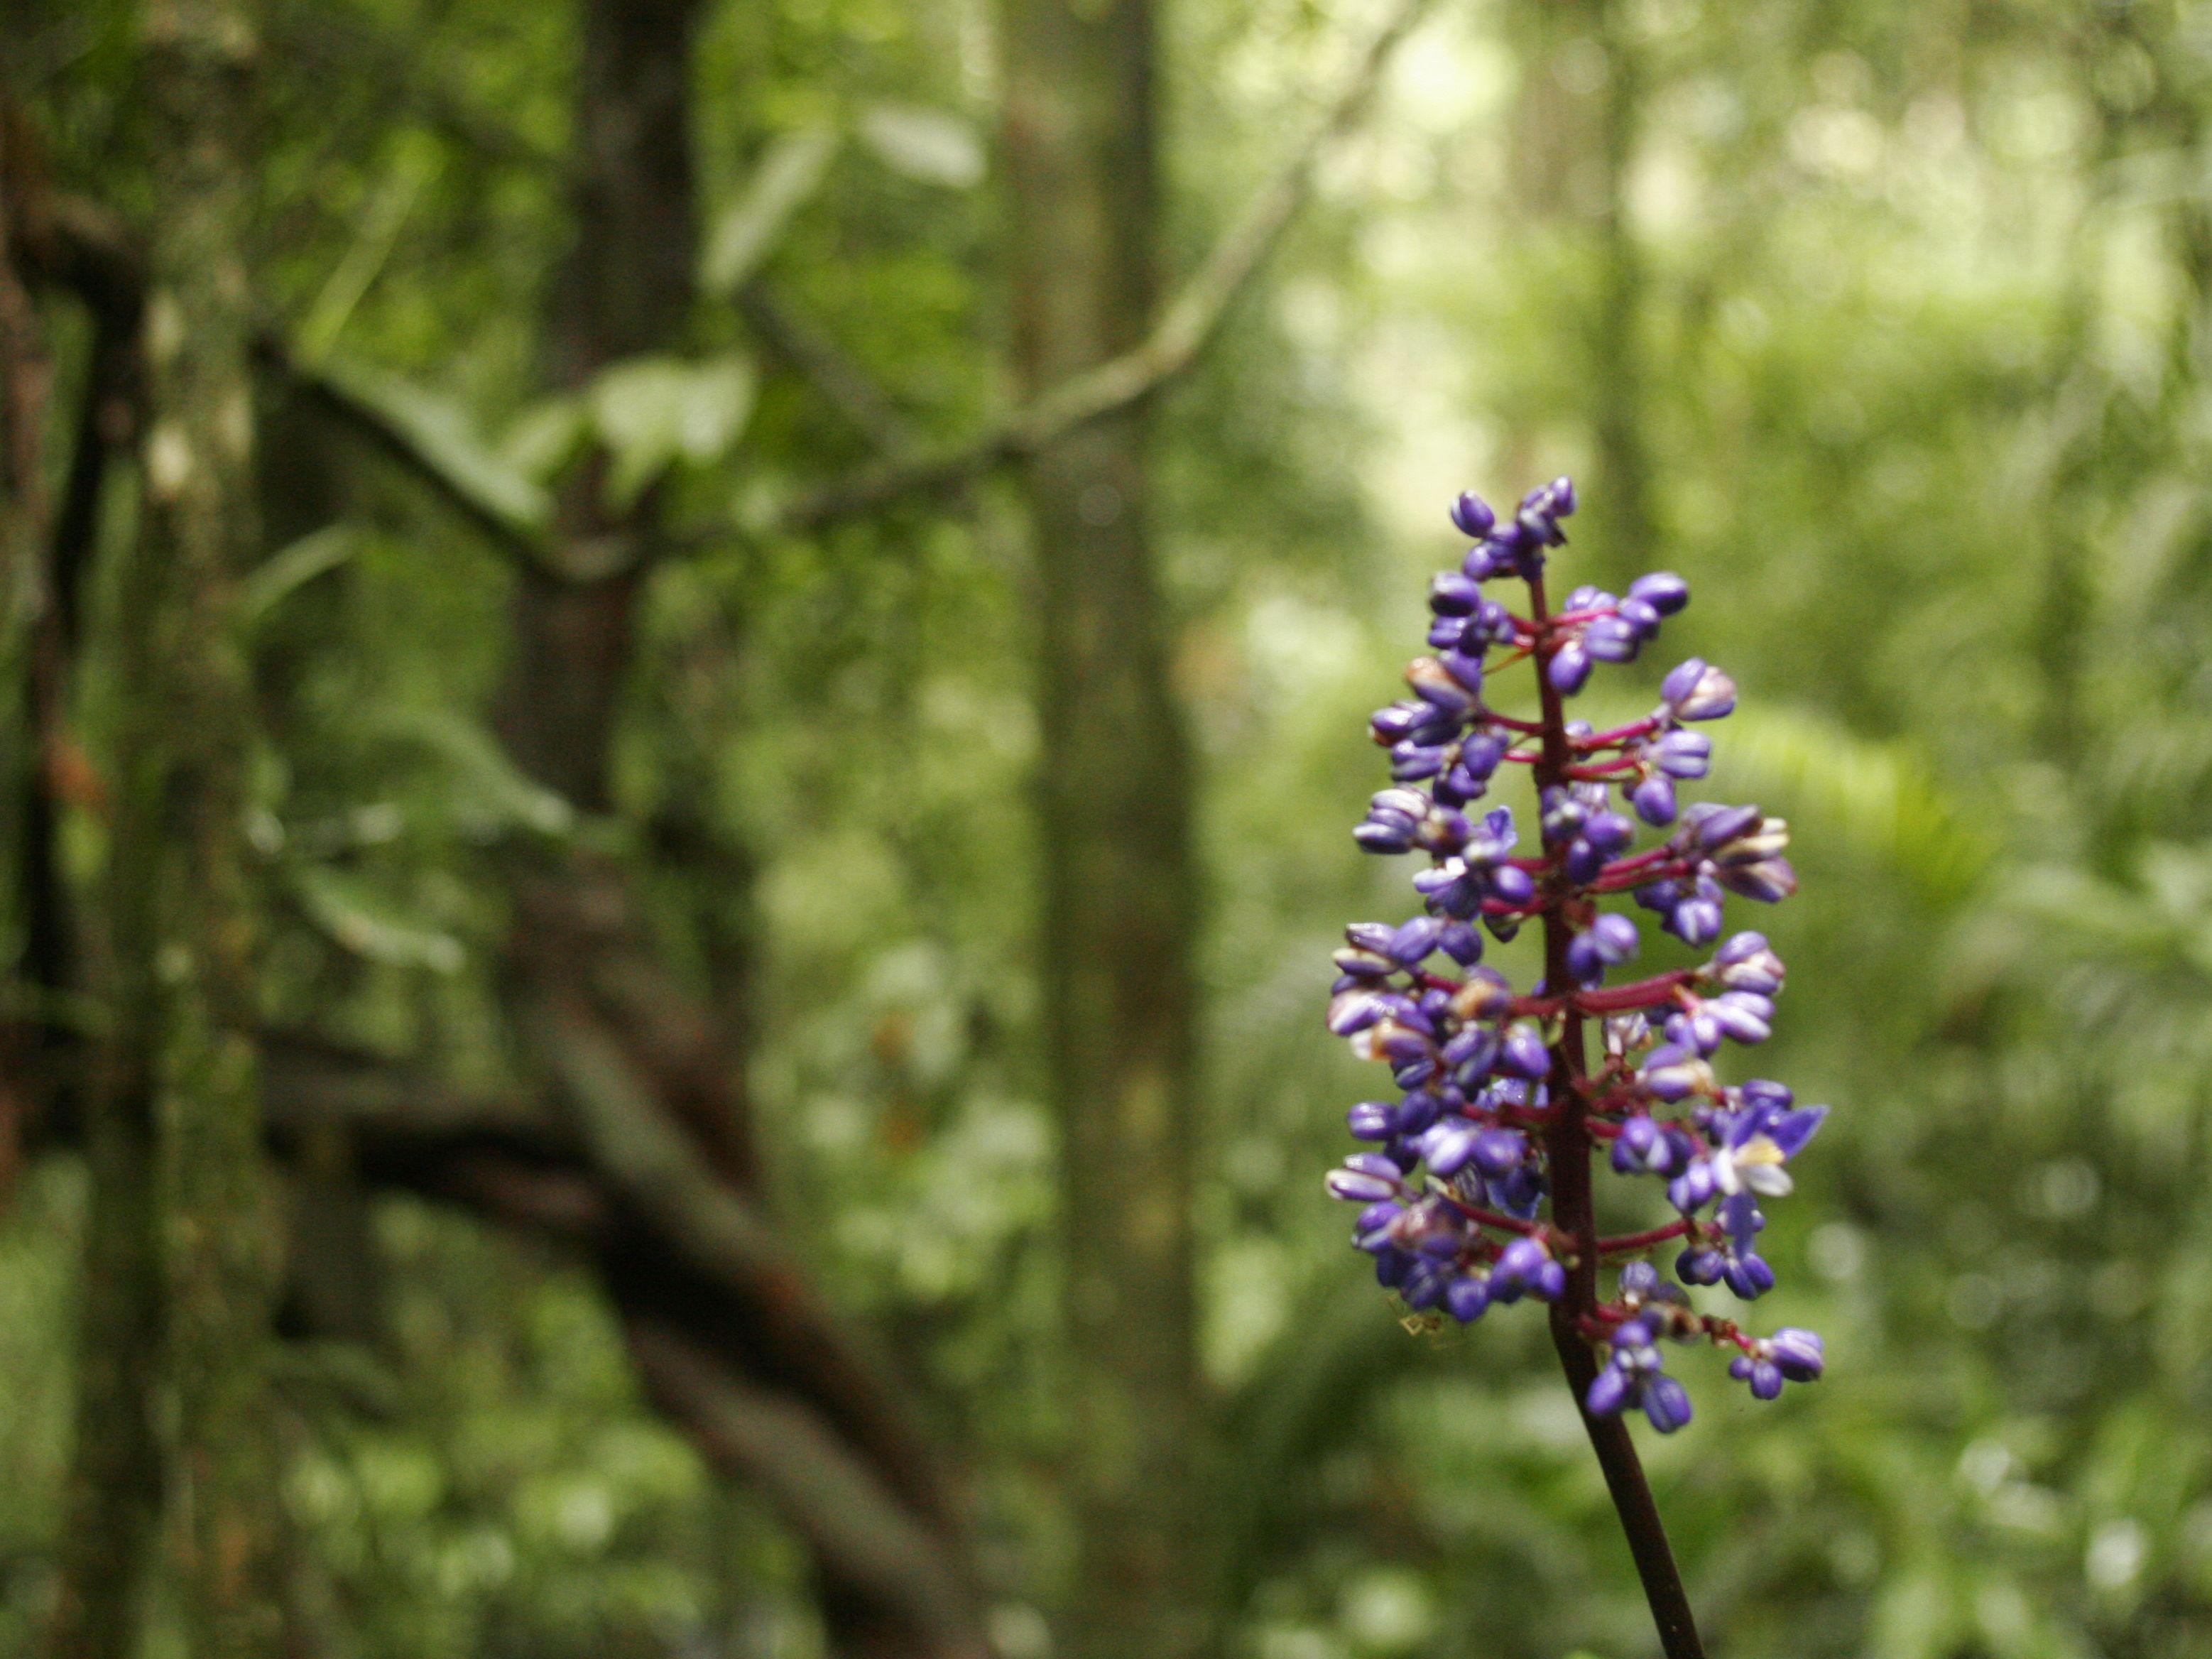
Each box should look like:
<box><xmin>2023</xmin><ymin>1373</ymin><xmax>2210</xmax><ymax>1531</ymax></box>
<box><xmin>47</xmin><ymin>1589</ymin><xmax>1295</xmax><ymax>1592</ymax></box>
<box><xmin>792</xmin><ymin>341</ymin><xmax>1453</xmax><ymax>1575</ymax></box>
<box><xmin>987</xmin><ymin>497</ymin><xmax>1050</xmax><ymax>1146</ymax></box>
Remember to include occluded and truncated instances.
<box><xmin>1324</xmin><ymin>477</ymin><xmax>1826</xmax><ymax>1436</ymax></box>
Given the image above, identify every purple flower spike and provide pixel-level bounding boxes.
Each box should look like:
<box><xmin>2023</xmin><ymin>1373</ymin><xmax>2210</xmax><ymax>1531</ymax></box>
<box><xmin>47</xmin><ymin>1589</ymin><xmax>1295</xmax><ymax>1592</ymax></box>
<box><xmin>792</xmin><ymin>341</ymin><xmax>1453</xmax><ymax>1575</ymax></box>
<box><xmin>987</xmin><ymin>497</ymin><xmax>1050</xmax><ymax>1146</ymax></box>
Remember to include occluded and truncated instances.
<box><xmin>1324</xmin><ymin>476</ymin><xmax>1827</xmax><ymax>1625</ymax></box>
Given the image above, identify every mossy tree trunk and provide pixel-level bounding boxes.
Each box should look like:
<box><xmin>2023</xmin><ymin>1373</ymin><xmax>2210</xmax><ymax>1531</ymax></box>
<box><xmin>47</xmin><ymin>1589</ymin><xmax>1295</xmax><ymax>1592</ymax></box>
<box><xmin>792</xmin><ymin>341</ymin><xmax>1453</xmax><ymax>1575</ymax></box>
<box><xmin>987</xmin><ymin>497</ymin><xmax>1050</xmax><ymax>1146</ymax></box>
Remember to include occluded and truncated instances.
<box><xmin>50</xmin><ymin>1</ymin><xmax>288</xmax><ymax>1653</ymax></box>
<box><xmin>1000</xmin><ymin>3</ymin><xmax>1210</xmax><ymax>1655</ymax></box>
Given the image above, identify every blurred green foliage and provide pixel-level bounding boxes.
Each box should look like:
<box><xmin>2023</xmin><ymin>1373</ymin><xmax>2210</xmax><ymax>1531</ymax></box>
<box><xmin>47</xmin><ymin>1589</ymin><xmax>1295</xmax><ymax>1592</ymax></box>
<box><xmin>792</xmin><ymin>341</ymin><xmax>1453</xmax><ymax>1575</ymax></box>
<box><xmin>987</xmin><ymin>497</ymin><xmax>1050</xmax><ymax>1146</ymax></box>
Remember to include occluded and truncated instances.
<box><xmin>15</xmin><ymin>0</ymin><xmax>2212</xmax><ymax>1655</ymax></box>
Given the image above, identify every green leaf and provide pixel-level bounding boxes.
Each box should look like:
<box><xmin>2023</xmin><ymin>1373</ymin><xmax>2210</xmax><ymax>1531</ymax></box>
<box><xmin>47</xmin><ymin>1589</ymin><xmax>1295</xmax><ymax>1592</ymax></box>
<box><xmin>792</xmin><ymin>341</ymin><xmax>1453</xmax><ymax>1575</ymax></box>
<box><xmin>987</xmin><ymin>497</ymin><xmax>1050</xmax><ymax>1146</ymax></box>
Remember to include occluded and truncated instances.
<box><xmin>309</xmin><ymin>355</ymin><xmax>552</xmax><ymax>539</ymax></box>
<box><xmin>857</xmin><ymin>103</ymin><xmax>985</xmax><ymax>188</ymax></box>
<box><xmin>237</xmin><ymin>523</ymin><xmax>360</xmax><ymax>624</ymax></box>
<box><xmin>1711</xmin><ymin>705</ymin><xmax>1993</xmax><ymax>908</ymax></box>
<box><xmin>290</xmin><ymin>864</ymin><xmax>465</xmax><ymax>975</ymax></box>
<box><xmin>376</xmin><ymin>707</ymin><xmax>575</xmax><ymax>839</ymax></box>
<box><xmin>587</xmin><ymin>353</ymin><xmax>756</xmax><ymax>509</ymax></box>
<box><xmin>498</xmin><ymin>393</ymin><xmax>589</xmax><ymax>482</ymax></box>
<box><xmin>698</xmin><ymin>125</ymin><xmax>840</xmax><ymax>298</ymax></box>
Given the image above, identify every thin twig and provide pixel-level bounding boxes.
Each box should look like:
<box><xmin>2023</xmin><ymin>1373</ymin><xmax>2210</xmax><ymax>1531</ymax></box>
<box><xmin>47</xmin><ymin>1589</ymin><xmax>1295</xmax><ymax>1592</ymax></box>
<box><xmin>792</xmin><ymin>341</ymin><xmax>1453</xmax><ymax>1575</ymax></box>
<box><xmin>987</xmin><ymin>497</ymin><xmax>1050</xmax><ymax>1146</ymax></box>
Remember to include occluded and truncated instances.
<box><xmin>737</xmin><ymin>281</ymin><xmax>921</xmax><ymax>457</ymax></box>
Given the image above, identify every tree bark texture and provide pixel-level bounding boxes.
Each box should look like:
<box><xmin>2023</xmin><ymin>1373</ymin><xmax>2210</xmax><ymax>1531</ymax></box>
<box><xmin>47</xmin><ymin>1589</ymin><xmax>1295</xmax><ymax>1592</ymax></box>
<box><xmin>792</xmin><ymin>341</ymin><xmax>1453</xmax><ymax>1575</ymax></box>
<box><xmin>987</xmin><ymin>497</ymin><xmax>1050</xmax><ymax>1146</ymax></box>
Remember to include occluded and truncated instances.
<box><xmin>136</xmin><ymin>1</ymin><xmax>287</xmax><ymax>1651</ymax></box>
<box><xmin>1000</xmin><ymin>4</ymin><xmax>1209</xmax><ymax>1656</ymax></box>
<box><xmin>14</xmin><ymin>167</ymin><xmax>988</xmax><ymax>1659</ymax></box>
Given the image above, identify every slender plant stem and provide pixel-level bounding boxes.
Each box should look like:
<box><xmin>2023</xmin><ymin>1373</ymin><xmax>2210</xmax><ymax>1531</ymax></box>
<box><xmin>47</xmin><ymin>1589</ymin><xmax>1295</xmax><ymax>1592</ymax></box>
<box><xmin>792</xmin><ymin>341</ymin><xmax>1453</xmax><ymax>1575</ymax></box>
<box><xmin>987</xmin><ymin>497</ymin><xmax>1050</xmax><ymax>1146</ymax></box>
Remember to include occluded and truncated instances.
<box><xmin>1527</xmin><ymin>571</ymin><xmax>1708</xmax><ymax>1659</ymax></box>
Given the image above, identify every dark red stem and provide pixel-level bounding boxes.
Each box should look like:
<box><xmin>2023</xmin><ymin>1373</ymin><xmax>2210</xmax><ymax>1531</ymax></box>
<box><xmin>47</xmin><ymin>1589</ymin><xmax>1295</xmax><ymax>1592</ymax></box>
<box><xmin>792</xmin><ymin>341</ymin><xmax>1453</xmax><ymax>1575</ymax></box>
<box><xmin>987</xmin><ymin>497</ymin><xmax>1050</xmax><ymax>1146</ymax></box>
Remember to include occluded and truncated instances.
<box><xmin>1598</xmin><ymin>1219</ymin><xmax>1694</xmax><ymax>1254</ymax></box>
<box><xmin>1527</xmin><ymin>570</ymin><xmax>1706</xmax><ymax>1659</ymax></box>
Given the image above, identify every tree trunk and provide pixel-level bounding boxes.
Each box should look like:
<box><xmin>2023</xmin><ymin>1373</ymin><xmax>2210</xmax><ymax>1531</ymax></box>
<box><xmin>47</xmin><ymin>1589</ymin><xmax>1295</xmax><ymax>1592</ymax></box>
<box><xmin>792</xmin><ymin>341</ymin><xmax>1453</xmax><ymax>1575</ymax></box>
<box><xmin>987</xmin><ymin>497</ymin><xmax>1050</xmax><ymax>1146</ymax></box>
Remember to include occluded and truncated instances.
<box><xmin>488</xmin><ymin>4</ymin><xmax>986</xmax><ymax>1652</ymax></box>
<box><xmin>1000</xmin><ymin>4</ymin><xmax>1209</xmax><ymax>1655</ymax></box>
<box><xmin>136</xmin><ymin>1</ymin><xmax>286</xmax><ymax>1650</ymax></box>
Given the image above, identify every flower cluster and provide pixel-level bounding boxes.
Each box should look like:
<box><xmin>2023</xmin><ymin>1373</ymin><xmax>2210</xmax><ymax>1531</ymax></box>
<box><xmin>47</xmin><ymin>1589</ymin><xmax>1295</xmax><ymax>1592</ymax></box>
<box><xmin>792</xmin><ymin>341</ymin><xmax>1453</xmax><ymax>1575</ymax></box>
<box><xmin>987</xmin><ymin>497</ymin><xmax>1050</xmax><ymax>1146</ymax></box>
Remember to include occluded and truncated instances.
<box><xmin>1324</xmin><ymin>478</ymin><xmax>1827</xmax><ymax>1435</ymax></box>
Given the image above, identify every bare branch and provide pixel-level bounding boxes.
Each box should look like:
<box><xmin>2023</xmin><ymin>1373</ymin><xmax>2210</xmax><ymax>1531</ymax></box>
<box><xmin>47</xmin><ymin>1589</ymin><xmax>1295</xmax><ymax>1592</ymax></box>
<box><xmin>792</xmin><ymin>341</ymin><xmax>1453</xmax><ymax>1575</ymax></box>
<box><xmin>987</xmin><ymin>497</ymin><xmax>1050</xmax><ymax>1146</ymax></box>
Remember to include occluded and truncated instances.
<box><xmin>738</xmin><ymin>281</ymin><xmax>921</xmax><ymax>457</ymax></box>
<box><xmin>630</xmin><ymin>1323</ymin><xmax>988</xmax><ymax>1659</ymax></box>
<box><xmin>753</xmin><ymin>0</ymin><xmax>1438</xmax><ymax>538</ymax></box>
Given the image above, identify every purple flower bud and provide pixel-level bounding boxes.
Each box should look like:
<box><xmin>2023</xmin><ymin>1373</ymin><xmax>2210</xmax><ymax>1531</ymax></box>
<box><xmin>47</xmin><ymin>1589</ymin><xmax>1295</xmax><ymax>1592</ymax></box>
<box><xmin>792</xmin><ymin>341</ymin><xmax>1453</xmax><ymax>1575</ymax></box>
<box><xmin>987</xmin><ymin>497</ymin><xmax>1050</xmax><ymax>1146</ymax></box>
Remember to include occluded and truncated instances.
<box><xmin>1532</xmin><ymin>1259</ymin><xmax>1567</xmax><ymax>1300</ymax></box>
<box><xmin>1612</xmin><ymin>1319</ymin><xmax>1656</xmax><ymax>1355</ymax></box>
<box><xmin>1326</xmin><ymin>989</ymin><xmax>1389</xmax><ymax>1036</ymax></box>
<box><xmin>1660</xmin><ymin>658</ymin><xmax>1736</xmax><ymax>721</ymax></box>
<box><xmin>1355</xmin><ymin>1200</ymin><xmax>1402</xmax><ymax>1235</ymax></box>
<box><xmin>1429</xmin><ymin>570</ymin><xmax>1483</xmax><ymax>615</ymax></box>
<box><xmin>1675</xmin><ymin>1244</ymin><xmax>1724</xmax><ymax>1283</ymax></box>
<box><xmin>1457</xmin><ymin>731</ymin><xmax>1506</xmax><ymax>782</ymax></box>
<box><xmin>1768</xmin><ymin>1327</ymin><xmax>1825</xmax><ymax>1379</ymax></box>
<box><xmin>1371</xmin><ymin>1020</ymin><xmax>1434</xmax><ymax>1065</ymax></box>
<box><xmin>1401</xmin><ymin>1261</ymin><xmax>1449</xmax><ymax>1310</ymax></box>
<box><xmin>1722</xmin><ymin>1253</ymin><xmax>1775</xmax><ymax>1300</ymax></box>
<box><xmin>1619</xmin><ymin>1261</ymin><xmax>1661</xmax><ymax>1298</ymax></box>
<box><xmin>1437</xmin><ymin>920</ymin><xmax>1483</xmax><ymax>966</ymax></box>
<box><xmin>1472</xmin><ymin>1127</ymin><xmax>1527</xmax><ymax>1178</ymax></box>
<box><xmin>1640</xmin><ymin>1044</ymin><xmax>1710</xmax><ymax>1102</ymax></box>
<box><xmin>1684</xmin><ymin>802</ymin><xmax>1760</xmax><ymax>852</ymax></box>
<box><xmin>1716</xmin><ymin>856</ymin><xmax>1797</xmax><ymax>903</ymax></box>
<box><xmin>1488</xmin><ymin>864</ymin><xmax>1536</xmax><ymax>907</ymax></box>
<box><xmin>1395</xmin><ymin>1091</ymin><xmax>1443</xmax><ymax>1136</ymax></box>
<box><xmin>1407</xmin><ymin>656</ymin><xmax>1476</xmax><ymax>715</ymax></box>
<box><xmin>1547</xmin><ymin>640</ymin><xmax>1593</xmax><ymax>695</ymax></box>
<box><xmin>1462</xmin><ymin>542</ymin><xmax>1503</xmax><ymax>581</ymax></box>
<box><xmin>1446</xmin><ymin>967</ymin><xmax>1513</xmax><ymax>1022</ymax></box>
<box><xmin>1371</xmin><ymin>704</ymin><xmax>1424</xmax><ymax>744</ymax></box>
<box><xmin>1427</xmin><ymin>616</ymin><xmax>1469</xmax><ymax>651</ymax></box>
<box><xmin>1344</xmin><ymin>921</ymin><xmax>1398</xmax><ymax>954</ymax></box>
<box><xmin>1616</xmin><ymin>596</ymin><xmax>1662</xmax><ymax>637</ymax></box>
<box><xmin>1628</xmin><ymin>572</ymin><xmax>1689</xmax><ymax>616</ymax></box>
<box><xmin>1642</xmin><ymin>1374</ymin><xmax>1694</xmax><ymax>1433</ymax></box>
<box><xmin>1371</xmin><ymin>788</ymin><xmax>1430</xmax><ymax>820</ymax></box>
<box><xmin>1500</xmin><ymin>1023</ymin><xmax>1552</xmax><ymax>1080</ymax></box>
<box><xmin>1708</xmin><ymin>993</ymin><xmax>1772</xmax><ymax>1045</ymax></box>
<box><xmin>1353</xmin><ymin>821</ymin><xmax>1414</xmax><ymax>854</ymax></box>
<box><xmin>1388</xmin><ymin>746</ymin><xmax>1447</xmax><ymax>783</ymax></box>
<box><xmin>1652</xmin><ymin>729</ymin><xmax>1711</xmax><ymax>778</ymax></box>
<box><xmin>1586</xmin><ymin>1365</ymin><xmax>1632</xmax><ymax>1418</ymax></box>
<box><xmin>1346</xmin><ymin>1100</ymin><xmax>1395</xmax><ymax>1141</ymax></box>
<box><xmin>1669</xmin><ymin>896</ymin><xmax>1724</xmax><ymax>947</ymax></box>
<box><xmin>1417</xmin><ymin>1121</ymin><xmax>1482</xmax><ymax>1178</ymax></box>
<box><xmin>1630</xmin><ymin>774</ymin><xmax>1677</xmax><ymax>826</ymax></box>
<box><xmin>1385</xmin><ymin>915</ymin><xmax>1442</xmax><ymax>964</ymax></box>
<box><xmin>1444</xmin><ymin>1275</ymin><xmax>1491</xmax><ymax>1323</ymax></box>
<box><xmin>1585</xmin><ymin>616</ymin><xmax>1642</xmax><ymax>663</ymax></box>
<box><xmin>1586</xmin><ymin>813</ymin><xmax>1635</xmax><ymax>856</ymax></box>
<box><xmin>1449</xmin><ymin>491</ymin><xmax>1496</xmax><ymax>539</ymax></box>
<box><xmin>1331</xmin><ymin>946</ymin><xmax>1396</xmax><ymax>979</ymax></box>
<box><xmin>1326</xmin><ymin>1166</ymin><xmax>1399</xmax><ymax>1202</ymax></box>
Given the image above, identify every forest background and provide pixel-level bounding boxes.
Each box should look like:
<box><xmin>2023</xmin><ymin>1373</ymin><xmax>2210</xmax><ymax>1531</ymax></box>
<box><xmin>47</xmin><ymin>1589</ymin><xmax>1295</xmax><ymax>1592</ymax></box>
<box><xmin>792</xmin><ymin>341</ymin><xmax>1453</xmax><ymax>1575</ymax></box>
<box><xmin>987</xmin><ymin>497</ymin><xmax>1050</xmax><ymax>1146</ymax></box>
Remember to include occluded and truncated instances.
<box><xmin>3</xmin><ymin>1</ymin><xmax>2210</xmax><ymax>1657</ymax></box>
